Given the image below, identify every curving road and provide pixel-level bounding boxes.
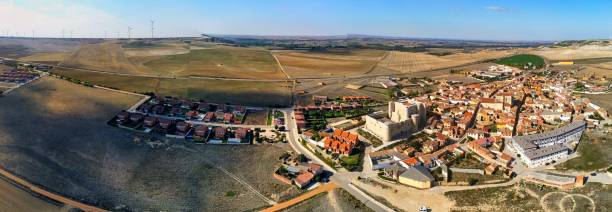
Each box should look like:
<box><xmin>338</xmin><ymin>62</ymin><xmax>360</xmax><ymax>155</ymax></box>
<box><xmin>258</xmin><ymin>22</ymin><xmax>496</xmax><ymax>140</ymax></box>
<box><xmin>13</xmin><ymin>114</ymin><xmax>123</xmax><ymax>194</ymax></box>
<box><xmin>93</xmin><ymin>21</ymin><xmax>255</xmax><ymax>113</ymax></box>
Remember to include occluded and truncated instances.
<box><xmin>280</xmin><ymin>108</ymin><xmax>394</xmax><ymax>212</ymax></box>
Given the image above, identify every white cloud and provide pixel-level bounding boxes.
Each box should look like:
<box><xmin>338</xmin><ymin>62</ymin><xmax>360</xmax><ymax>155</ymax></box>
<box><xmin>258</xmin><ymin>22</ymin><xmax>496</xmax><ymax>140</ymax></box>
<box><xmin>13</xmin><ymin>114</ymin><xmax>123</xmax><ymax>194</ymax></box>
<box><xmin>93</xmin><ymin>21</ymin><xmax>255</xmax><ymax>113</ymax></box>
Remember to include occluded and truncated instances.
<box><xmin>484</xmin><ymin>6</ymin><xmax>510</xmax><ymax>13</ymax></box>
<box><xmin>0</xmin><ymin>0</ymin><xmax>125</xmax><ymax>38</ymax></box>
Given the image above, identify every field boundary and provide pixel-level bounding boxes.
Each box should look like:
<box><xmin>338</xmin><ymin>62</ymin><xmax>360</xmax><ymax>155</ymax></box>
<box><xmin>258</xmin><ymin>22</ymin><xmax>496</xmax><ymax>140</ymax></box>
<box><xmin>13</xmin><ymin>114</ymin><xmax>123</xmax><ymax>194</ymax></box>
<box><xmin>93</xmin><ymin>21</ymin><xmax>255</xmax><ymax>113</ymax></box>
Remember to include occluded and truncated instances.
<box><xmin>272</xmin><ymin>54</ymin><xmax>291</xmax><ymax>79</ymax></box>
<box><xmin>260</xmin><ymin>182</ymin><xmax>338</xmax><ymax>212</ymax></box>
<box><xmin>0</xmin><ymin>166</ymin><xmax>108</xmax><ymax>212</ymax></box>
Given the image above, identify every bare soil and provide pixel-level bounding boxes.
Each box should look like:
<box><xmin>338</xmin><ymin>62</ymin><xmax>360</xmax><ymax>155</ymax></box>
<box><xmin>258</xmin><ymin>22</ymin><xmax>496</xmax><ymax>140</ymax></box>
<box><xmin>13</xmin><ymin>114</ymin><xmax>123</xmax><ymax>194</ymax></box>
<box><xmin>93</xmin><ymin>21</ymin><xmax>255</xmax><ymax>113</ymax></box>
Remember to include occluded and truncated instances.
<box><xmin>0</xmin><ymin>178</ymin><xmax>64</xmax><ymax>212</ymax></box>
<box><xmin>0</xmin><ymin>77</ymin><xmax>294</xmax><ymax>211</ymax></box>
<box><xmin>282</xmin><ymin>188</ymin><xmax>373</xmax><ymax>212</ymax></box>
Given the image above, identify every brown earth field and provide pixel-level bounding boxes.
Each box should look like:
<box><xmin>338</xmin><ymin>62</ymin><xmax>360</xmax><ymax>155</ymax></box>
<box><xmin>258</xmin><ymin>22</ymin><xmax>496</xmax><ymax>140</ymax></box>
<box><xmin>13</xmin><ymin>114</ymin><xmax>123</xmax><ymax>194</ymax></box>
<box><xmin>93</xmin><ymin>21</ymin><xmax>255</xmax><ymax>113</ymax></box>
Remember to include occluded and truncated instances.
<box><xmin>530</xmin><ymin>47</ymin><xmax>612</xmax><ymax>60</ymax></box>
<box><xmin>378</xmin><ymin>50</ymin><xmax>512</xmax><ymax>73</ymax></box>
<box><xmin>50</xmin><ymin>68</ymin><xmax>292</xmax><ymax>107</ymax></box>
<box><xmin>577</xmin><ymin>65</ymin><xmax>612</xmax><ymax>78</ymax></box>
<box><xmin>0</xmin><ymin>76</ymin><xmax>298</xmax><ymax>211</ymax></box>
<box><xmin>274</xmin><ymin>49</ymin><xmax>386</xmax><ymax>78</ymax></box>
<box><xmin>584</xmin><ymin>93</ymin><xmax>612</xmax><ymax>112</ymax></box>
<box><xmin>144</xmin><ymin>46</ymin><xmax>285</xmax><ymax>79</ymax></box>
<box><xmin>60</xmin><ymin>42</ymin><xmax>149</xmax><ymax>75</ymax></box>
<box><xmin>19</xmin><ymin>52</ymin><xmax>70</xmax><ymax>63</ymax></box>
<box><xmin>294</xmin><ymin>78</ymin><xmax>389</xmax><ymax>106</ymax></box>
<box><xmin>282</xmin><ymin>188</ymin><xmax>373</xmax><ymax>212</ymax></box>
<box><xmin>243</xmin><ymin>109</ymin><xmax>269</xmax><ymax>125</ymax></box>
<box><xmin>0</xmin><ymin>177</ymin><xmax>64</xmax><ymax>211</ymax></box>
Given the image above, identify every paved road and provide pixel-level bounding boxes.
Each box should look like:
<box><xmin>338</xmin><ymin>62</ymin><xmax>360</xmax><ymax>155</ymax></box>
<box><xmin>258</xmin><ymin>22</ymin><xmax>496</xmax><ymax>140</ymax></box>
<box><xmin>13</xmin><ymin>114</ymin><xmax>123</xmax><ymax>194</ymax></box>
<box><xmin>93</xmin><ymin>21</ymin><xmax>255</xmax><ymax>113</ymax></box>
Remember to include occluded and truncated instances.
<box><xmin>260</xmin><ymin>182</ymin><xmax>337</xmax><ymax>212</ymax></box>
<box><xmin>280</xmin><ymin>109</ymin><xmax>394</xmax><ymax>212</ymax></box>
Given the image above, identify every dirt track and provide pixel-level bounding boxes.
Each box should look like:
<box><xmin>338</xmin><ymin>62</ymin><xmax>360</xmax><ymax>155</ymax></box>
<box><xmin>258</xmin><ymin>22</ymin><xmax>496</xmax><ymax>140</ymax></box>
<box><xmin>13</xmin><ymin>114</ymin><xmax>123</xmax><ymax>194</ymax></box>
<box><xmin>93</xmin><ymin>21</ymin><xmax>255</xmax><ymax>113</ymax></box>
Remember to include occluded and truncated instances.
<box><xmin>0</xmin><ymin>177</ymin><xmax>62</xmax><ymax>211</ymax></box>
<box><xmin>261</xmin><ymin>183</ymin><xmax>338</xmax><ymax>212</ymax></box>
<box><xmin>0</xmin><ymin>168</ymin><xmax>106</xmax><ymax>212</ymax></box>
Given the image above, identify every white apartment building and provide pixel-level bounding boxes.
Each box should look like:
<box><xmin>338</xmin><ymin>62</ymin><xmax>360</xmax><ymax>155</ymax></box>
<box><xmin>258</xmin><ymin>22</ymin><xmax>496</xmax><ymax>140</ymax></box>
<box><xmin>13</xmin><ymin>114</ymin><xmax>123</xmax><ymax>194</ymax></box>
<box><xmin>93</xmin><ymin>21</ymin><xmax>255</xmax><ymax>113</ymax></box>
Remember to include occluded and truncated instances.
<box><xmin>511</xmin><ymin>120</ymin><xmax>586</xmax><ymax>167</ymax></box>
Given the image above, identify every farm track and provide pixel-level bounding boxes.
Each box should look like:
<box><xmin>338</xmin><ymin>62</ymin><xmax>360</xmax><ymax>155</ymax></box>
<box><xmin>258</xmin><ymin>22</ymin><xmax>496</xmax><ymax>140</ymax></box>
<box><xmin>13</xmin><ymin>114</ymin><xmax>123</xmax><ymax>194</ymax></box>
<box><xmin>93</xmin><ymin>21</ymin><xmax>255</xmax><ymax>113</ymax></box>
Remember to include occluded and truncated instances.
<box><xmin>0</xmin><ymin>166</ymin><xmax>107</xmax><ymax>212</ymax></box>
<box><xmin>11</xmin><ymin>56</ymin><xmax>504</xmax><ymax>82</ymax></box>
<box><xmin>260</xmin><ymin>182</ymin><xmax>338</xmax><ymax>212</ymax></box>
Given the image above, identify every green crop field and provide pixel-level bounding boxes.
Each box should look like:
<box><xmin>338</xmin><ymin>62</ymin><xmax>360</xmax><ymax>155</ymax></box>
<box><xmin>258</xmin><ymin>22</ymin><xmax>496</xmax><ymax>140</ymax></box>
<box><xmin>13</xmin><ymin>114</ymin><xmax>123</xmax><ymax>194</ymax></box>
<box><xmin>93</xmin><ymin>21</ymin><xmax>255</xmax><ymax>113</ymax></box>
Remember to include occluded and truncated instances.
<box><xmin>496</xmin><ymin>54</ymin><xmax>545</xmax><ymax>70</ymax></box>
<box><xmin>144</xmin><ymin>46</ymin><xmax>285</xmax><ymax>79</ymax></box>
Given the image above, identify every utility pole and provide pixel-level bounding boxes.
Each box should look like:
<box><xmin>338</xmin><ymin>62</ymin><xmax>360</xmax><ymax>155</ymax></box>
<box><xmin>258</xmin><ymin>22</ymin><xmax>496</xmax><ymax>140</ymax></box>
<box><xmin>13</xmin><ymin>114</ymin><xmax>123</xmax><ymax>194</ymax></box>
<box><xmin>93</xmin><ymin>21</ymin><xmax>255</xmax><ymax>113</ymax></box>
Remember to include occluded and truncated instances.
<box><xmin>32</xmin><ymin>30</ymin><xmax>35</xmax><ymax>39</ymax></box>
<box><xmin>150</xmin><ymin>20</ymin><xmax>155</xmax><ymax>39</ymax></box>
<box><xmin>62</xmin><ymin>29</ymin><xmax>65</xmax><ymax>39</ymax></box>
<box><xmin>70</xmin><ymin>30</ymin><xmax>73</xmax><ymax>39</ymax></box>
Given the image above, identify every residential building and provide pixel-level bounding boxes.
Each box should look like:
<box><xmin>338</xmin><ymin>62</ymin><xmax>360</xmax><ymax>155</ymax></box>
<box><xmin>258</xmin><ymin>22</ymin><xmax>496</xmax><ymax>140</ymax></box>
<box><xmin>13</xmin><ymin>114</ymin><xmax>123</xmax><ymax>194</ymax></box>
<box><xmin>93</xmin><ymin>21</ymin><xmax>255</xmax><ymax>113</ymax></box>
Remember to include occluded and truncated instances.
<box><xmin>323</xmin><ymin>129</ymin><xmax>359</xmax><ymax>155</ymax></box>
<box><xmin>398</xmin><ymin>166</ymin><xmax>435</xmax><ymax>189</ymax></box>
<box><xmin>510</xmin><ymin>121</ymin><xmax>586</xmax><ymax>167</ymax></box>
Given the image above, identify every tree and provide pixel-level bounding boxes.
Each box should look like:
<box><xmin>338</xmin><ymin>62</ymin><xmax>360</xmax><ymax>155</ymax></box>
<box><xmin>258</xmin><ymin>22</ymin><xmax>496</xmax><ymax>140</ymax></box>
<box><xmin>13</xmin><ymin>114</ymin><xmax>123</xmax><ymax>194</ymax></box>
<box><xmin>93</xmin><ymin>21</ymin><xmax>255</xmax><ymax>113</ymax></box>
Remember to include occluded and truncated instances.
<box><xmin>468</xmin><ymin>178</ymin><xmax>479</xmax><ymax>186</ymax></box>
<box><xmin>297</xmin><ymin>154</ymin><xmax>308</xmax><ymax>163</ymax></box>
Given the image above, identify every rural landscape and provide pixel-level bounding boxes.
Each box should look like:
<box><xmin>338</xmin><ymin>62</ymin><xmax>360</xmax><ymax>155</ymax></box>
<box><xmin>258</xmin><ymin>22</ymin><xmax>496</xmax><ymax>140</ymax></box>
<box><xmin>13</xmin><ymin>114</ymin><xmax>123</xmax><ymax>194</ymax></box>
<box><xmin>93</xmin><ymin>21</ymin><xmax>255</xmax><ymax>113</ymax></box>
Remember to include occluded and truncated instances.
<box><xmin>0</xmin><ymin>1</ymin><xmax>611</xmax><ymax>212</ymax></box>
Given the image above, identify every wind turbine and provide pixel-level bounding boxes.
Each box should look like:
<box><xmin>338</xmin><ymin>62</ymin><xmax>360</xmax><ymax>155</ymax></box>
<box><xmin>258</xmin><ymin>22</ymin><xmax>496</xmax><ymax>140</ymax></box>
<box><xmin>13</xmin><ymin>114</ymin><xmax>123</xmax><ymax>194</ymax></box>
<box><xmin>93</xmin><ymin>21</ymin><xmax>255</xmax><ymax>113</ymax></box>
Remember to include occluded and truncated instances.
<box><xmin>150</xmin><ymin>20</ymin><xmax>155</xmax><ymax>39</ymax></box>
<box><xmin>127</xmin><ymin>26</ymin><xmax>133</xmax><ymax>40</ymax></box>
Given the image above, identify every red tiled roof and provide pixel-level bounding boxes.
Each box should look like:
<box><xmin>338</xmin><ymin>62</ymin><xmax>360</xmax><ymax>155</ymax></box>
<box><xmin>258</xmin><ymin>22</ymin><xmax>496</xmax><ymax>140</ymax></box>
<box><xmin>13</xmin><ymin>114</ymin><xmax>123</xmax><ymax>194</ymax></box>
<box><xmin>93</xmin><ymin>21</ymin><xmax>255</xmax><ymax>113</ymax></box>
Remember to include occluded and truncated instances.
<box><xmin>295</xmin><ymin>172</ymin><xmax>314</xmax><ymax>186</ymax></box>
<box><xmin>402</xmin><ymin>157</ymin><xmax>419</xmax><ymax>166</ymax></box>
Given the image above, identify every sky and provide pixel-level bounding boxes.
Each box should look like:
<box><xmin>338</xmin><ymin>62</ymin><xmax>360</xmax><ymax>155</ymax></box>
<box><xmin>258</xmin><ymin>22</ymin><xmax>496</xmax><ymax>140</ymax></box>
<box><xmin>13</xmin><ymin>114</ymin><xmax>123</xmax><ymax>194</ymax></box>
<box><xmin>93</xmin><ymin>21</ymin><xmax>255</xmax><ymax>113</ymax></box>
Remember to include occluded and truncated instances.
<box><xmin>1</xmin><ymin>0</ymin><xmax>611</xmax><ymax>41</ymax></box>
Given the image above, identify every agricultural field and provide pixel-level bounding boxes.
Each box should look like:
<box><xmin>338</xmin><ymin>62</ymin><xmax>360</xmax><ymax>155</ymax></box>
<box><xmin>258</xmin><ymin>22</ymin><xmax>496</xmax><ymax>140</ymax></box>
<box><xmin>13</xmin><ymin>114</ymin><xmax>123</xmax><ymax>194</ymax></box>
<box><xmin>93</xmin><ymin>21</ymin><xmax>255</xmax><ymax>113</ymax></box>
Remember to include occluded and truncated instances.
<box><xmin>144</xmin><ymin>46</ymin><xmax>285</xmax><ymax>79</ymax></box>
<box><xmin>584</xmin><ymin>93</ymin><xmax>612</xmax><ymax>112</ymax></box>
<box><xmin>50</xmin><ymin>68</ymin><xmax>292</xmax><ymax>107</ymax></box>
<box><xmin>123</xmin><ymin>41</ymin><xmax>190</xmax><ymax>57</ymax></box>
<box><xmin>294</xmin><ymin>78</ymin><xmax>389</xmax><ymax>106</ymax></box>
<box><xmin>0</xmin><ymin>178</ymin><xmax>63</xmax><ymax>211</ymax></box>
<box><xmin>0</xmin><ymin>76</ymin><xmax>296</xmax><ymax>211</ymax></box>
<box><xmin>19</xmin><ymin>52</ymin><xmax>70</xmax><ymax>65</ymax></box>
<box><xmin>495</xmin><ymin>54</ymin><xmax>545</xmax><ymax>69</ymax></box>
<box><xmin>576</xmin><ymin>65</ymin><xmax>612</xmax><ymax>79</ymax></box>
<box><xmin>274</xmin><ymin>49</ymin><xmax>385</xmax><ymax>78</ymax></box>
<box><xmin>243</xmin><ymin>109</ymin><xmax>269</xmax><ymax>125</ymax></box>
<box><xmin>378</xmin><ymin>50</ymin><xmax>511</xmax><ymax>73</ymax></box>
<box><xmin>531</xmin><ymin>46</ymin><xmax>612</xmax><ymax>60</ymax></box>
<box><xmin>282</xmin><ymin>188</ymin><xmax>373</xmax><ymax>212</ymax></box>
<box><xmin>0</xmin><ymin>38</ymin><xmax>86</xmax><ymax>58</ymax></box>
<box><xmin>60</xmin><ymin>42</ymin><xmax>149</xmax><ymax>75</ymax></box>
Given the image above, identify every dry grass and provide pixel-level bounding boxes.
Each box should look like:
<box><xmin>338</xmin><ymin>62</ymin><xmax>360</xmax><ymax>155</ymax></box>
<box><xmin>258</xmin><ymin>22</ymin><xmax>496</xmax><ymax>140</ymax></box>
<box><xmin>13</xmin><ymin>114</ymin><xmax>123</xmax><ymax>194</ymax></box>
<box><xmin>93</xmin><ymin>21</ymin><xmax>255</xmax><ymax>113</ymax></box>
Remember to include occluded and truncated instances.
<box><xmin>244</xmin><ymin>110</ymin><xmax>269</xmax><ymax>125</ymax></box>
<box><xmin>531</xmin><ymin>46</ymin><xmax>612</xmax><ymax>60</ymax></box>
<box><xmin>0</xmin><ymin>76</ymin><xmax>296</xmax><ymax>211</ymax></box>
<box><xmin>123</xmin><ymin>42</ymin><xmax>190</xmax><ymax>57</ymax></box>
<box><xmin>274</xmin><ymin>50</ymin><xmax>384</xmax><ymax>78</ymax></box>
<box><xmin>0</xmin><ymin>178</ymin><xmax>63</xmax><ymax>211</ymax></box>
<box><xmin>19</xmin><ymin>52</ymin><xmax>69</xmax><ymax>62</ymax></box>
<box><xmin>577</xmin><ymin>65</ymin><xmax>612</xmax><ymax>78</ymax></box>
<box><xmin>144</xmin><ymin>46</ymin><xmax>284</xmax><ymax>79</ymax></box>
<box><xmin>378</xmin><ymin>50</ymin><xmax>512</xmax><ymax>73</ymax></box>
<box><xmin>60</xmin><ymin>42</ymin><xmax>149</xmax><ymax>75</ymax></box>
<box><xmin>282</xmin><ymin>188</ymin><xmax>373</xmax><ymax>212</ymax></box>
<box><xmin>50</xmin><ymin>68</ymin><xmax>292</xmax><ymax>107</ymax></box>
